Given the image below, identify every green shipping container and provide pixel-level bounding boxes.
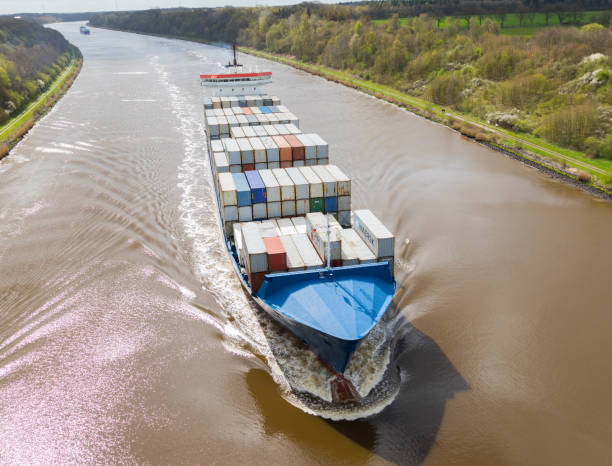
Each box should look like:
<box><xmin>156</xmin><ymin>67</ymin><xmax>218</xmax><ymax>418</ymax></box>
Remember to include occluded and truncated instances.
<box><xmin>310</xmin><ymin>197</ymin><xmax>324</xmax><ymax>212</ymax></box>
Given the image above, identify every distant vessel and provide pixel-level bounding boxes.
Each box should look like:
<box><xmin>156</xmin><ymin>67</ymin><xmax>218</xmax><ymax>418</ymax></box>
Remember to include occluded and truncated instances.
<box><xmin>202</xmin><ymin>45</ymin><xmax>397</xmax><ymax>402</ymax></box>
<box><xmin>80</xmin><ymin>25</ymin><xmax>91</xmax><ymax>35</ymax></box>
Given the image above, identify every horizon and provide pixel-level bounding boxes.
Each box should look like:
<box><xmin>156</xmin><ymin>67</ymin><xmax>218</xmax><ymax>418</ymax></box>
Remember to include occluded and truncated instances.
<box><xmin>1</xmin><ymin>0</ymin><xmax>334</xmax><ymax>15</ymax></box>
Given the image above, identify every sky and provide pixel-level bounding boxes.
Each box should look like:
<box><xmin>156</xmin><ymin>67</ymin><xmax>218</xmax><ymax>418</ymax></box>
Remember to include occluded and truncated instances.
<box><xmin>0</xmin><ymin>0</ymin><xmax>314</xmax><ymax>14</ymax></box>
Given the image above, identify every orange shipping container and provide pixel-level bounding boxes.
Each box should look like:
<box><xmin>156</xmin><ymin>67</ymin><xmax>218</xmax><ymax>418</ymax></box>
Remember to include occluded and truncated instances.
<box><xmin>241</xmin><ymin>107</ymin><xmax>252</xmax><ymax>115</ymax></box>
<box><xmin>263</xmin><ymin>236</ymin><xmax>287</xmax><ymax>271</ymax></box>
<box><xmin>242</xmin><ymin>163</ymin><xmax>255</xmax><ymax>172</ymax></box>
<box><xmin>280</xmin><ymin>161</ymin><xmax>292</xmax><ymax>168</ymax></box>
<box><xmin>284</xmin><ymin>134</ymin><xmax>305</xmax><ymax>161</ymax></box>
<box><xmin>272</xmin><ymin>135</ymin><xmax>292</xmax><ymax>162</ymax></box>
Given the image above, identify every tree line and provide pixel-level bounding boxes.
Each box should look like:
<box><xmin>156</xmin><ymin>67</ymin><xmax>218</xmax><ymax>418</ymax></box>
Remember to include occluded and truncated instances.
<box><xmin>0</xmin><ymin>18</ymin><xmax>75</xmax><ymax>125</ymax></box>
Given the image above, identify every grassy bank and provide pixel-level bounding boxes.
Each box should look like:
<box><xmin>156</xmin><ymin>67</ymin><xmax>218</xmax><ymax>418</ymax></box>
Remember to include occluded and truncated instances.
<box><xmin>240</xmin><ymin>46</ymin><xmax>612</xmax><ymax>197</ymax></box>
<box><xmin>0</xmin><ymin>51</ymin><xmax>82</xmax><ymax>160</ymax></box>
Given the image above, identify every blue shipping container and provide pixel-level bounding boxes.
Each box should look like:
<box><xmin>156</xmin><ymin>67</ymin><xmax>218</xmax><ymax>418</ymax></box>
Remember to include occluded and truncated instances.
<box><xmin>259</xmin><ymin>106</ymin><xmax>272</xmax><ymax>114</ymax></box>
<box><xmin>232</xmin><ymin>173</ymin><xmax>252</xmax><ymax>207</ymax></box>
<box><xmin>324</xmin><ymin>196</ymin><xmax>338</xmax><ymax>213</ymax></box>
<box><xmin>244</xmin><ymin>170</ymin><xmax>267</xmax><ymax>204</ymax></box>
<box><xmin>246</xmin><ymin>114</ymin><xmax>258</xmax><ymax>125</ymax></box>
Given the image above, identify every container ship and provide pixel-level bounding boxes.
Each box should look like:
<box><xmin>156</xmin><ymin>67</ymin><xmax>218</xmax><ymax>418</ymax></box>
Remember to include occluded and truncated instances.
<box><xmin>80</xmin><ymin>25</ymin><xmax>91</xmax><ymax>35</ymax></box>
<box><xmin>201</xmin><ymin>49</ymin><xmax>397</xmax><ymax>402</ymax></box>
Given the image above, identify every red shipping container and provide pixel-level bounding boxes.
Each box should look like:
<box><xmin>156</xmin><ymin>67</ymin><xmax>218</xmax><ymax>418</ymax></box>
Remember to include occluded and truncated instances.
<box><xmin>241</xmin><ymin>107</ymin><xmax>252</xmax><ymax>115</ymax></box>
<box><xmin>284</xmin><ymin>134</ymin><xmax>305</xmax><ymax>161</ymax></box>
<box><xmin>248</xmin><ymin>271</ymin><xmax>266</xmax><ymax>293</ymax></box>
<box><xmin>280</xmin><ymin>161</ymin><xmax>292</xmax><ymax>168</ymax></box>
<box><xmin>272</xmin><ymin>135</ymin><xmax>292</xmax><ymax>162</ymax></box>
<box><xmin>242</xmin><ymin>163</ymin><xmax>255</xmax><ymax>172</ymax></box>
<box><xmin>263</xmin><ymin>237</ymin><xmax>287</xmax><ymax>272</ymax></box>
<box><xmin>331</xmin><ymin>259</ymin><xmax>343</xmax><ymax>268</ymax></box>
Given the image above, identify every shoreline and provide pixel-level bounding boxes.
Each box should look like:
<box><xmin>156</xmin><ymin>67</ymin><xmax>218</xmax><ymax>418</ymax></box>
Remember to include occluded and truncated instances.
<box><xmin>88</xmin><ymin>25</ymin><xmax>612</xmax><ymax>201</ymax></box>
<box><xmin>0</xmin><ymin>50</ymin><xmax>83</xmax><ymax>162</ymax></box>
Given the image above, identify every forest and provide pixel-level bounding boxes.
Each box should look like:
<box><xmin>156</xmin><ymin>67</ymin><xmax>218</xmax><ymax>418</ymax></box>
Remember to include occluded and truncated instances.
<box><xmin>0</xmin><ymin>18</ymin><xmax>74</xmax><ymax>126</ymax></box>
<box><xmin>90</xmin><ymin>2</ymin><xmax>612</xmax><ymax>160</ymax></box>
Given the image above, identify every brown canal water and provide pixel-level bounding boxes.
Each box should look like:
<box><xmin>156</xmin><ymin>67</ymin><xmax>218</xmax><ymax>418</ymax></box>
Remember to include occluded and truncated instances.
<box><xmin>1</xmin><ymin>22</ymin><xmax>611</xmax><ymax>465</ymax></box>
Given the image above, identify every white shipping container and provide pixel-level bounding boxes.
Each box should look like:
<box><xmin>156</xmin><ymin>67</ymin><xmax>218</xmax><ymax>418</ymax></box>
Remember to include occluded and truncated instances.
<box><xmin>340</xmin><ymin>235</ymin><xmax>359</xmax><ymax>266</ymax></box>
<box><xmin>255</xmin><ymin>162</ymin><xmax>267</xmax><ymax>170</ymax></box>
<box><xmin>341</xmin><ymin>228</ymin><xmax>377</xmax><ymax>263</ymax></box>
<box><xmin>252</xmin><ymin>203</ymin><xmax>267</xmax><ymax>220</ymax></box>
<box><xmin>207</xmin><ymin>116</ymin><xmax>219</xmax><ymax>137</ymax></box>
<box><xmin>285</xmin><ymin>115</ymin><xmax>300</xmax><ymax>130</ymax></box>
<box><xmin>249</xmin><ymin>137</ymin><xmax>267</xmax><ymax>163</ymax></box>
<box><xmin>223</xmin><ymin>138</ymin><xmax>241</xmax><ymax>165</ymax></box>
<box><xmin>274</xmin><ymin>124</ymin><xmax>290</xmax><ymax>135</ymax></box>
<box><xmin>352</xmin><ymin>209</ymin><xmax>395</xmax><ymax>258</ymax></box>
<box><xmin>250</xmin><ymin>106</ymin><xmax>262</xmax><ymax>114</ymax></box>
<box><xmin>211</xmin><ymin>96</ymin><xmax>221</xmax><ymax>108</ymax></box>
<box><xmin>326</xmin><ymin>165</ymin><xmax>351</xmax><ymax>195</ymax></box>
<box><xmin>210</xmin><ymin>139</ymin><xmax>224</xmax><ymax>153</ymax></box>
<box><xmin>295</xmin><ymin>134</ymin><xmax>317</xmax><ymax>159</ymax></box>
<box><xmin>255</xmin><ymin>113</ymin><xmax>268</xmax><ymax>124</ymax></box>
<box><xmin>276</xmin><ymin>105</ymin><xmax>289</xmax><ymax>113</ymax></box>
<box><xmin>338</xmin><ymin>195</ymin><xmax>351</xmax><ymax>211</ymax></box>
<box><xmin>305</xmin><ymin>212</ymin><xmax>326</xmax><ymax>237</ymax></box>
<box><xmin>276</xmin><ymin>218</ymin><xmax>297</xmax><ymax>236</ymax></box>
<box><xmin>306</xmin><ymin>133</ymin><xmax>329</xmax><ymax>158</ymax></box>
<box><xmin>213</xmin><ymin>108</ymin><xmax>224</xmax><ymax>117</ymax></box>
<box><xmin>217</xmin><ymin>115</ymin><xmax>229</xmax><ymax>134</ymax></box>
<box><xmin>285</xmin><ymin>167</ymin><xmax>309</xmax><ymax>200</ymax></box>
<box><xmin>213</xmin><ymin>152</ymin><xmax>229</xmax><ymax>173</ymax></box>
<box><xmin>263</xmin><ymin>125</ymin><xmax>280</xmax><ymax>136</ymax></box>
<box><xmin>268</xmin><ymin>162</ymin><xmax>280</xmax><ymax>169</ymax></box>
<box><xmin>242</xmin><ymin>126</ymin><xmax>257</xmax><ymax>138</ymax></box>
<box><xmin>267</xmin><ymin>201</ymin><xmax>281</xmax><ymax>218</ymax></box>
<box><xmin>226</xmin><ymin>115</ymin><xmax>239</xmax><ymax>127</ymax></box>
<box><xmin>296</xmin><ymin>199</ymin><xmax>310</xmax><ymax>215</ymax></box>
<box><xmin>279</xmin><ymin>235</ymin><xmax>305</xmax><ymax>271</ymax></box>
<box><xmin>311</xmin><ymin>165</ymin><xmax>337</xmax><ymax>197</ymax></box>
<box><xmin>313</xmin><ymin>226</ymin><xmax>342</xmax><ymax>262</ymax></box>
<box><xmin>255</xmin><ymin>96</ymin><xmax>264</xmax><ymax>106</ymax></box>
<box><xmin>220</xmin><ymin>96</ymin><xmax>231</xmax><ymax>108</ymax></box>
<box><xmin>232</xmin><ymin>106</ymin><xmax>243</xmax><ymax>115</ymax></box>
<box><xmin>238</xmin><ymin>206</ymin><xmax>253</xmax><ymax>222</ymax></box>
<box><xmin>241</xmin><ymin>222</ymin><xmax>268</xmax><ymax>273</ymax></box>
<box><xmin>260</xmin><ymin>136</ymin><xmax>279</xmax><ymax>162</ymax></box>
<box><xmin>291</xmin><ymin>233</ymin><xmax>323</xmax><ymax>269</ymax></box>
<box><xmin>223</xmin><ymin>107</ymin><xmax>233</xmax><ymax>116</ymax></box>
<box><xmin>258</xmin><ymin>169</ymin><xmax>280</xmax><ymax>202</ymax></box>
<box><xmin>253</xmin><ymin>126</ymin><xmax>267</xmax><ymax>137</ymax></box>
<box><xmin>233</xmin><ymin>223</ymin><xmax>244</xmax><ymax>266</ymax></box>
<box><xmin>229</xmin><ymin>96</ymin><xmax>239</xmax><ymax>108</ymax></box>
<box><xmin>246</xmin><ymin>96</ymin><xmax>256</xmax><ymax>106</ymax></box>
<box><xmin>284</xmin><ymin>123</ymin><xmax>302</xmax><ymax>134</ymax></box>
<box><xmin>290</xmin><ymin>216</ymin><xmax>307</xmax><ymax>234</ymax></box>
<box><xmin>218</xmin><ymin>172</ymin><xmax>237</xmax><ymax>206</ymax></box>
<box><xmin>223</xmin><ymin>205</ymin><xmax>238</xmax><ymax>222</ymax></box>
<box><xmin>237</xmin><ymin>138</ymin><xmax>254</xmax><ymax>164</ymax></box>
<box><xmin>272</xmin><ymin>168</ymin><xmax>295</xmax><ymax>201</ymax></box>
<box><xmin>258</xmin><ymin>220</ymin><xmax>280</xmax><ymax>237</ymax></box>
<box><xmin>272</xmin><ymin>96</ymin><xmax>281</xmax><ymax>105</ymax></box>
<box><xmin>230</xmin><ymin>126</ymin><xmax>245</xmax><ymax>139</ymax></box>
<box><xmin>236</xmin><ymin>114</ymin><xmax>249</xmax><ymax>126</ymax></box>
<box><xmin>205</xmin><ymin>109</ymin><xmax>215</xmax><ymax>118</ymax></box>
<box><xmin>281</xmin><ymin>200</ymin><xmax>296</xmax><ymax>217</ymax></box>
<box><xmin>266</xmin><ymin>113</ymin><xmax>280</xmax><ymax>124</ymax></box>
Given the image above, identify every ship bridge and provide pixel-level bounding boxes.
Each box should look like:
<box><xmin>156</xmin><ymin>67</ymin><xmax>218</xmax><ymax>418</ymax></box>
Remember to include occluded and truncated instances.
<box><xmin>200</xmin><ymin>71</ymin><xmax>272</xmax><ymax>97</ymax></box>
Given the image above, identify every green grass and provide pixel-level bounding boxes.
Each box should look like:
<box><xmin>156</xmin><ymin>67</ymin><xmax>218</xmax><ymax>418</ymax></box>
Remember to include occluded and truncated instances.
<box><xmin>0</xmin><ymin>52</ymin><xmax>78</xmax><ymax>144</ymax></box>
<box><xmin>374</xmin><ymin>10</ymin><xmax>612</xmax><ymax>36</ymax></box>
<box><xmin>241</xmin><ymin>46</ymin><xmax>612</xmax><ymax>188</ymax></box>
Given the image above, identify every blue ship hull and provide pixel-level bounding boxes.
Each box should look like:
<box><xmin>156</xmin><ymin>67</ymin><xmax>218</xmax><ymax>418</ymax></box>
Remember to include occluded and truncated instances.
<box><xmin>205</xmin><ymin>132</ymin><xmax>395</xmax><ymax>375</ymax></box>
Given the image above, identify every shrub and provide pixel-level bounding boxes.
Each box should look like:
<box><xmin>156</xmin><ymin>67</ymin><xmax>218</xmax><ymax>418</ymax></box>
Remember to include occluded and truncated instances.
<box><xmin>539</xmin><ymin>104</ymin><xmax>601</xmax><ymax>147</ymax></box>
<box><xmin>477</xmin><ymin>46</ymin><xmax>524</xmax><ymax>81</ymax></box>
<box><xmin>599</xmin><ymin>134</ymin><xmax>612</xmax><ymax>160</ymax></box>
<box><xmin>584</xmin><ymin>136</ymin><xmax>601</xmax><ymax>158</ymax></box>
<box><xmin>426</xmin><ymin>73</ymin><xmax>465</xmax><ymax>106</ymax></box>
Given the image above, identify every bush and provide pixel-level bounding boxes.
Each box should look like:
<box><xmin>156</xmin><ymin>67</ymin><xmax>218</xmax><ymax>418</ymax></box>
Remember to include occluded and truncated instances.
<box><xmin>426</xmin><ymin>73</ymin><xmax>465</xmax><ymax>106</ymax></box>
<box><xmin>599</xmin><ymin>134</ymin><xmax>612</xmax><ymax>160</ymax></box>
<box><xmin>477</xmin><ymin>46</ymin><xmax>524</xmax><ymax>81</ymax></box>
<box><xmin>584</xmin><ymin>136</ymin><xmax>601</xmax><ymax>158</ymax></box>
<box><xmin>539</xmin><ymin>104</ymin><xmax>601</xmax><ymax>147</ymax></box>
